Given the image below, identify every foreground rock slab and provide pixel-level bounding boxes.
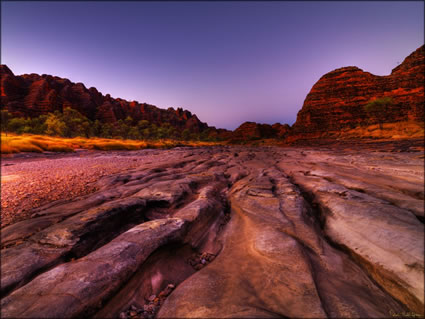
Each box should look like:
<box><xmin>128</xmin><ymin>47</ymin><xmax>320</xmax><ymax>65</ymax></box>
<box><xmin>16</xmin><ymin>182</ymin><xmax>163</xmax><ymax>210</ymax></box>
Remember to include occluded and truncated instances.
<box><xmin>1</xmin><ymin>143</ymin><xmax>423</xmax><ymax>318</ymax></box>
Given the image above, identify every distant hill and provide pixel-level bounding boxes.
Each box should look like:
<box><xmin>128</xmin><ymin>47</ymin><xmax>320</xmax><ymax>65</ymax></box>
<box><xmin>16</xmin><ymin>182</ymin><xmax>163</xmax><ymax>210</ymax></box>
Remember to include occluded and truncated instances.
<box><xmin>229</xmin><ymin>45</ymin><xmax>424</xmax><ymax>144</ymax></box>
<box><xmin>0</xmin><ymin>65</ymin><xmax>215</xmax><ymax>135</ymax></box>
<box><xmin>2</xmin><ymin>45</ymin><xmax>423</xmax><ymax>143</ymax></box>
<box><xmin>287</xmin><ymin>45</ymin><xmax>424</xmax><ymax>142</ymax></box>
<box><xmin>229</xmin><ymin>122</ymin><xmax>290</xmax><ymax>143</ymax></box>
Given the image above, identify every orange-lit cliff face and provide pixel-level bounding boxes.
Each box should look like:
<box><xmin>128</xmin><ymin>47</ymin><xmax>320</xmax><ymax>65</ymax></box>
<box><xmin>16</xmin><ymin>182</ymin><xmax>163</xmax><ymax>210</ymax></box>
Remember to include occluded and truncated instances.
<box><xmin>0</xmin><ymin>65</ymin><xmax>209</xmax><ymax>133</ymax></box>
<box><xmin>289</xmin><ymin>45</ymin><xmax>424</xmax><ymax>141</ymax></box>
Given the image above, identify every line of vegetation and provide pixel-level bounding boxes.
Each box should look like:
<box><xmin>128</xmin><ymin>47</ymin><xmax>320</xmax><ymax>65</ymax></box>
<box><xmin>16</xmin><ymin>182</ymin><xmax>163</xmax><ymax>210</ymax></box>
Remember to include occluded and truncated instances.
<box><xmin>0</xmin><ymin>108</ymin><xmax>225</xmax><ymax>154</ymax></box>
<box><xmin>1</xmin><ymin>108</ymin><xmax>221</xmax><ymax>141</ymax></box>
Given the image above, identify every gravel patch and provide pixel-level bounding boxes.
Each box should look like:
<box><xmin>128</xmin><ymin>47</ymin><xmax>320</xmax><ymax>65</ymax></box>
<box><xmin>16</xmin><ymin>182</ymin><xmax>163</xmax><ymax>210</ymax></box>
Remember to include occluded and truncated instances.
<box><xmin>1</xmin><ymin>151</ymin><xmax>156</xmax><ymax>228</ymax></box>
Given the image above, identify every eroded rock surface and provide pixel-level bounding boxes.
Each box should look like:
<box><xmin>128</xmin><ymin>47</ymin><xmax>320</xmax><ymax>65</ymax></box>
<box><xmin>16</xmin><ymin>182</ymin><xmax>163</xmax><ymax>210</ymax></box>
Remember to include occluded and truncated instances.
<box><xmin>1</xmin><ymin>144</ymin><xmax>423</xmax><ymax>318</ymax></box>
<box><xmin>290</xmin><ymin>45</ymin><xmax>424</xmax><ymax>141</ymax></box>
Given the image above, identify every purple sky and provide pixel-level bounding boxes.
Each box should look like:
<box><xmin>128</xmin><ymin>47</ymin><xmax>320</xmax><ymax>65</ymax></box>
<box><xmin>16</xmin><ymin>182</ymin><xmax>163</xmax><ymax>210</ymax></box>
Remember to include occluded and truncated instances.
<box><xmin>1</xmin><ymin>1</ymin><xmax>423</xmax><ymax>130</ymax></box>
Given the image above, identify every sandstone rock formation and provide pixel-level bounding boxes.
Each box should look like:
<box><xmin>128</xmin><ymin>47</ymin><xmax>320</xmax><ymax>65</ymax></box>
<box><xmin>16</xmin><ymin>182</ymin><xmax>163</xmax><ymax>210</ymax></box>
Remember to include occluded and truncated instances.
<box><xmin>2</xmin><ymin>45</ymin><xmax>424</xmax><ymax>143</ymax></box>
<box><xmin>272</xmin><ymin>122</ymin><xmax>291</xmax><ymax>138</ymax></box>
<box><xmin>1</xmin><ymin>143</ymin><xmax>423</xmax><ymax>318</ymax></box>
<box><xmin>230</xmin><ymin>122</ymin><xmax>290</xmax><ymax>142</ymax></box>
<box><xmin>289</xmin><ymin>45</ymin><xmax>424</xmax><ymax>142</ymax></box>
<box><xmin>0</xmin><ymin>65</ymin><xmax>209</xmax><ymax>133</ymax></box>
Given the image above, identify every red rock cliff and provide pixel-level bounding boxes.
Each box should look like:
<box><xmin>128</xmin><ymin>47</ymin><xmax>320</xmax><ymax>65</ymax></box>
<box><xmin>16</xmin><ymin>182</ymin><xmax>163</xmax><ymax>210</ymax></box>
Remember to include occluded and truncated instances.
<box><xmin>0</xmin><ymin>65</ymin><xmax>209</xmax><ymax>133</ymax></box>
<box><xmin>290</xmin><ymin>45</ymin><xmax>424</xmax><ymax>140</ymax></box>
<box><xmin>230</xmin><ymin>122</ymin><xmax>290</xmax><ymax>142</ymax></box>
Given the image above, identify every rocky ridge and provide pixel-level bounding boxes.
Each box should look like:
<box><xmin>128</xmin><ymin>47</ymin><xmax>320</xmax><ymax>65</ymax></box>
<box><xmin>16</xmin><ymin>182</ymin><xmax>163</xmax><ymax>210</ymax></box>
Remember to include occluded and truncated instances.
<box><xmin>2</xmin><ymin>45</ymin><xmax>423</xmax><ymax>143</ymax></box>
<box><xmin>0</xmin><ymin>65</ymin><xmax>211</xmax><ymax>134</ymax></box>
<box><xmin>289</xmin><ymin>45</ymin><xmax>424</xmax><ymax>142</ymax></box>
<box><xmin>230</xmin><ymin>122</ymin><xmax>291</xmax><ymax>142</ymax></box>
<box><xmin>228</xmin><ymin>45</ymin><xmax>424</xmax><ymax>142</ymax></box>
<box><xmin>1</xmin><ymin>144</ymin><xmax>423</xmax><ymax>318</ymax></box>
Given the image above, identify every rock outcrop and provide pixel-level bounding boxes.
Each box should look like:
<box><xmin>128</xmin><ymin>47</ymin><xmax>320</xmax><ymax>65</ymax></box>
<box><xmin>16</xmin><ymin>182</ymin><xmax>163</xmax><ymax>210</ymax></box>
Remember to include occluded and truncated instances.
<box><xmin>289</xmin><ymin>45</ymin><xmax>424</xmax><ymax>142</ymax></box>
<box><xmin>1</xmin><ymin>143</ymin><xmax>423</xmax><ymax>318</ymax></box>
<box><xmin>230</xmin><ymin>121</ymin><xmax>290</xmax><ymax>142</ymax></box>
<box><xmin>0</xmin><ymin>65</ymin><xmax>209</xmax><ymax>133</ymax></box>
<box><xmin>2</xmin><ymin>45</ymin><xmax>423</xmax><ymax>143</ymax></box>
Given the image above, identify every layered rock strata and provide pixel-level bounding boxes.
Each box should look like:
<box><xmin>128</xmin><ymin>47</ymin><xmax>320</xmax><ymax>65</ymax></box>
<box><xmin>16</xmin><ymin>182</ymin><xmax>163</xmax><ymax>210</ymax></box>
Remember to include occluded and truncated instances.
<box><xmin>230</xmin><ymin>122</ymin><xmax>291</xmax><ymax>142</ymax></box>
<box><xmin>290</xmin><ymin>45</ymin><xmax>424</xmax><ymax>141</ymax></box>
<box><xmin>0</xmin><ymin>65</ymin><xmax>209</xmax><ymax>133</ymax></box>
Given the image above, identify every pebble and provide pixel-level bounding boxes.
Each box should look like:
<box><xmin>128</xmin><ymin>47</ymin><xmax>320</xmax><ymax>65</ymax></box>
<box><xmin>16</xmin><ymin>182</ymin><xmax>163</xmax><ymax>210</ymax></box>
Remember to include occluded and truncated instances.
<box><xmin>119</xmin><ymin>283</ymin><xmax>177</xmax><ymax>319</ymax></box>
<box><xmin>188</xmin><ymin>252</ymin><xmax>216</xmax><ymax>270</ymax></box>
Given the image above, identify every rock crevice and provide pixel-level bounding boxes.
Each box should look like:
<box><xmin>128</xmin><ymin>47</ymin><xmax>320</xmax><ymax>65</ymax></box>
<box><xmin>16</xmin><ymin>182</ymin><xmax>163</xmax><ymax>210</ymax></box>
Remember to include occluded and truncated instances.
<box><xmin>1</xmin><ymin>145</ymin><xmax>423</xmax><ymax>318</ymax></box>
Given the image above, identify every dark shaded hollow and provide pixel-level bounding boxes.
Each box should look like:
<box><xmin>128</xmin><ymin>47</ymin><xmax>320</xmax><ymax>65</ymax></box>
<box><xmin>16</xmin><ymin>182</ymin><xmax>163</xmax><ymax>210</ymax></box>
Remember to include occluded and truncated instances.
<box><xmin>93</xmin><ymin>243</ymin><xmax>197</xmax><ymax>318</ymax></box>
<box><xmin>1</xmin><ymin>199</ymin><xmax>179</xmax><ymax>298</ymax></box>
<box><xmin>0</xmin><ymin>203</ymin><xmax>148</xmax><ymax>298</ymax></box>
<box><xmin>415</xmin><ymin>215</ymin><xmax>424</xmax><ymax>224</ymax></box>
<box><xmin>69</xmin><ymin>206</ymin><xmax>148</xmax><ymax>260</ymax></box>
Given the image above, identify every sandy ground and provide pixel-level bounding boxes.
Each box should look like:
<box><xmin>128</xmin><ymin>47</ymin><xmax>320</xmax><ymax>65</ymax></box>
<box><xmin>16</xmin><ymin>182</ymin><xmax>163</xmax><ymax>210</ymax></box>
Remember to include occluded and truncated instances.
<box><xmin>1</xmin><ymin>150</ymin><xmax>163</xmax><ymax>228</ymax></box>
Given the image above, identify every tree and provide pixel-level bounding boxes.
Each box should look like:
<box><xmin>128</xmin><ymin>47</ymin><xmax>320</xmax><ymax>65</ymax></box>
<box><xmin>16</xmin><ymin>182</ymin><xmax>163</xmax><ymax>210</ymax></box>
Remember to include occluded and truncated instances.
<box><xmin>124</xmin><ymin>116</ymin><xmax>134</xmax><ymax>127</ymax></box>
<box><xmin>200</xmin><ymin>128</ymin><xmax>213</xmax><ymax>141</ymax></box>
<box><xmin>181</xmin><ymin>129</ymin><xmax>191</xmax><ymax>141</ymax></box>
<box><xmin>137</xmin><ymin>120</ymin><xmax>149</xmax><ymax>130</ymax></box>
<box><xmin>127</xmin><ymin>127</ymin><xmax>141</xmax><ymax>140</ymax></box>
<box><xmin>150</xmin><ymin>124</ymin><xmax>159</xmax><ymax>140</ymax></box>
<box><xmin>62</xmin><ymin>107</ymin><xmax>92</xmax><ymax>137</ymax></box>
<box><xmin>190</xmin><ymin>132</ymin><xmax>200</xmax><ymax>141</ymax></box>
<box><xmin>100</xmin><ymin>123</ymin><xmax>114</xmax><ymax>138</ymax></box>
<box><xmin>8</xmin><ymin>117</ymin><xmax>28</xmax><ymax>134</ymax></box>
<box><xmin>136</xmin><ymin>120</ymin><xmax>150</xmax><ymax>140</ymax></box>
<box><xmin>93</xmin><ymin>120</ymin><xmax>102</xmax><ymax>137</ymax></box>
<box><xmin>141</xmin><ymin>127</ymin><xmax>151</xmax><ymax>140</ymax></box>
<box><xmin>115</xmin><ymin>119</ymin><xmax>130</xmax><ymax>139</ymax></box>
<box><xmin>166</xmin><ymin>126</ymin><xmax>177</xmax><ymax>139</ymax></box>
<box><xmin>364</xmin><ymin>97</ymin><xmax>393</xmax><ymax>129</ymax></box>
<box><xmin>1</xmin><ymin>110</ymin><xmax>12</xmax><ymax>135</ymax></box>
<box><xmin>30</xmin><ymin>115</ymin><xmax>48</xmax><ymax>134</ymax></box>
<box><xmin>45</xmin><ymin>113</ymin><xmax>66</xmax><ymax>136</ymax></box>
<box><xmin>159</xmin><ymin>123</ymin><xmax>177</xmax><ymax>139</ymax></box>
<box><xmin>157</xmin><ymin>126</ymin><xmax>168</xmax><ymax>139</ymax></box>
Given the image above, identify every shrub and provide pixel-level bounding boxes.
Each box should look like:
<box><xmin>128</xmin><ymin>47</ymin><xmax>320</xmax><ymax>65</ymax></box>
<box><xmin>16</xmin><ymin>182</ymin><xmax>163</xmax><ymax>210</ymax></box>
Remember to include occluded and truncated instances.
<box><xmin>1</xmin><ymin>110</ymin><xmax>12</xmax><ymax>135</ymax></box>
<box><xmin>8</xmin><ymin>117</ymin><xmax>28</xmax><ymax>133</ymax></box>
<box><xmin>364</xmin><ymin>97</ymin><xmax>393</xmax><ymax>128</ymax></box>
<box><xmin>364</xmin><ymin>97</ymin><xmax>392</xmax><ymax>112</ymax></box>
<box><xmin>45</xmin><ymin>113</ymin><xmax>67</xmax><ymax>136</ymax></box>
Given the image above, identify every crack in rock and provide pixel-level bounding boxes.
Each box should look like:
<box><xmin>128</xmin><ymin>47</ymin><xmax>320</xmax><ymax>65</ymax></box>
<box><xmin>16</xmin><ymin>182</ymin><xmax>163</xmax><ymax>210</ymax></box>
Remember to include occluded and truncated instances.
<box><xmin>1</xmin><ymin>145</ymin><xmax>423</xmax><ymax>318</ymax></box>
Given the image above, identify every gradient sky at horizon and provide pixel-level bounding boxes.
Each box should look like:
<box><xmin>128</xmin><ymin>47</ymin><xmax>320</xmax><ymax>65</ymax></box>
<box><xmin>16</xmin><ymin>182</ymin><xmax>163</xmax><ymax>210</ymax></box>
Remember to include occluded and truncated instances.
<box><xmin>2</xmin><ymin>1</ymin><xmax>423</xmax><ymax>130</ymax></box>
